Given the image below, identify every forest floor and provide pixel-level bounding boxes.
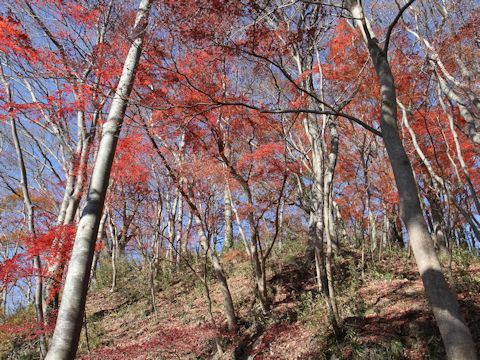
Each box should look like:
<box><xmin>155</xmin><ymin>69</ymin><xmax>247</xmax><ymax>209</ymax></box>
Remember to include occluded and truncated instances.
<box><xmin>77</xmin><ymin>241</ymin><xmax>480</xmax><ymax>360</ymax></box>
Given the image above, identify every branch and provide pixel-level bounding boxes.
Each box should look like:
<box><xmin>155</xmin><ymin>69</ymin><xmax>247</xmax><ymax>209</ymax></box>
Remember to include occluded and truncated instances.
<box><xmin>263</xmin><ymin>173</ymin><xmax>288</xmax><ymax>261</ymax></box>
<box><xmin>167</xmin><ymin>49</ymin><xmax>382</xmax><ymax>137</ymax></box>
<box><xmin>23</xmin><ymin>1</ymin><xmax>70</xmax><ymax>73</ymax></box>
<box><xmin>384</xmin><ymin>0</ymin><xmax>416</xmax><ymax>54</ymax></box>
<box><xmin>214</xmin><ymin>100</ymin><xmax>383</xmax><ymax>137</ymax></box>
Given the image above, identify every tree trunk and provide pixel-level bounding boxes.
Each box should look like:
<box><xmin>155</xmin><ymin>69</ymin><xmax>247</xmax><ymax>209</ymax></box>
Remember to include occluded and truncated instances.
<box><xmin>223</xmin><ymin>186</ymin><xmax>234</xmax><ymax>250</ymax></box>
<box><xmin>1</xmin><ymin>65</ymin><xmax>48</xmax><ymax>358</ymax></box>
<box><xmin>109</xmin><ymin>216</ymin><xmax>118</xmax><ymax>293</ymax></box>
<box><xmin>250</xmin><ymin>226</ymin><xmax>269</xmax><ymax>313</ymax></box>
<box><xmin>220</xmin><ymin>157</ymin><xmax>269</xmax><ymax>312</ymax></box>
<box><xmin>345</xmin><ymin>2</ymin><xmax>476</xmax><ymax>355</ymax></box>
<box><xmin>90</xmin><ymin>212</ymin><xmax>107</xmax><ymax>285</ymax></box>
<box><xmin>371</xmin><ymin>43</ymin><xmax>476</xmax><ymax>360</ymax></box>
<box><xmin>175</xmin><ymin>193</ymin><xmax>183</xmax><ymax>268</ymax></box>
<box><xmin>310</xmin><ymin>215</ymin><xmax>340</xmax><ymax>336</ymax></box>
<box><xmin>144</xmin><ymin>132</ymin><xmax>239</xmax><ymax>331</ymax></box>
<box><xmin>45</xmin><ymin>1</ymin><xmax>151</xmax><ymax>358</ymax></box>
<box><xmin>2</xmin><ymin>288</ymin><xmax>6</xmax><ymax>318</ymax></box>
<box><xmin>193</xmin><ymin>215</ymin><xmax>238</xmax><ymax>331</ymax></box>
<box><xmin>323</xmin><ymin>119</ymin><xmax>340</xmax><ymax>323</ymax></box>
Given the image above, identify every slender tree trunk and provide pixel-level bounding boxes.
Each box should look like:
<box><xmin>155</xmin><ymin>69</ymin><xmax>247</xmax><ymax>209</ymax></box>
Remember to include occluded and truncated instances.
<box><xmin>109</xmin><ymin>217</ymin><xmax>118</xmax><ymax>293</ymax></box>
<box><xmin>90</xmin><ymin>212</ymin><xmax>107</xmax><ymax>285</ymax></box>
<box><xmin>223</xmin><ymin>186</ymin><xmax>234</xmax><ymax>250</ymax></box>
<box><xmin>149</xmin><ymin>203</ymin><xmax>162</xmax><ymax>314</ymax></box>
<box><xmin>345</xmin><ymin>3</ymin><xmax>476</xmax><ymax>356</ymax></box>
<box><xmin>277</xmin><ymin>197</ymin><xmax>285</xmax><ymax>250</ymax></box>
<box><xmin>250</xmin><ymin>226</ymin><xmax>269</xmax><ymax>313</ymax></box>
<box><xmin>46</xmin><ymin>93</ymin><xmax>98</xmax><ymax>314</ymax></box>
<box><xmin>193</xmin><ymin>215</ymin><xmax>238</xmax><ymax>330</ymax></box>
<box><xmin>2</xmin><ymin>288</ymin><xmax>6</xmax><ymax>318</ymax></box>
<box><xmin>371</xmin><ymin>41</ymin><xmax>476</xmax><ymax>360</ymax></box>
<box><xmin>302</xmin><ymin>112</ymin><xmax>341</xmax><ymax>332</ymax></box>
<box><xmin>360</xmin><ymin>230</ymin><xmax>366</xmax><ymax>280</ymax></box>
<box><xmin>310</xmin><ymin>215</ymin><xmax>340</xmax><ymax>336</ymax></box>
<box><xmin>427</xmin><ymin>191</ymin><xmax>448</xmax><ymax>255</ymax></box>
<box><xmin>366</xmin><ymin>191</ymin><xmax>377</xmax><ymax>260</ymax></box>
<box><xmin>144</xmin><ymin>131</ymin><xmax>239</xmax><ymax>331</ymax></box>
<box><xmin>165</xmin><ymin>190</ymin><xmax>179</xmax><ymax>270</ymax></box>
<box><xmin>323</xmin><ymin>119</ymin><xmax>340</xmax><ymax>322</ymax></box>
<box><xmin>220</xmin><ymin>155</ymin><xmax>269</xmax><ymax>312</ymax></box>
<box><xmin>182</xmin><ymin>212</ymin><xmax>193</xmax><ymax>255</ymax></box>
<box><xmin>380</xmin><ymin>210</ymin><xmax>389</xmax><ymax>260</ymax></box>
<box><xmin>1</xmin><ymin>65</ymin><xmax>48</xmax><ymax>358</ymax></box>
<box><xmin>12</xmin><ymin>121</ymin><xmax>48</xmax><ymax>358</ymax></box>
<box><xmin>175</xmin><ymin>193</ymin><xmax>183</xmax><ymax>268</ymax></box>
<box><xmin>45</xmin><ymin>2</ymin><xmax>151</xmax><ymax>358</ymax></box>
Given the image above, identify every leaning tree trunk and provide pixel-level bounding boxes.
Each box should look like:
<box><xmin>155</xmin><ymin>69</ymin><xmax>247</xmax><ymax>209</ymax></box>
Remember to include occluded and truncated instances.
<box><xmin>345</xmin><ymin>1</ymin><xmax>476</xmax><ymax>356</ymax></box>
<box><xmin>45</xmin><ymin>1</ymin><xmax>151</xmax><ymax>358</ymax></box>
<box><xmin>371</xmin><ymin>41</ymin><xmax>476</xmax><ymax>358</ymax></box>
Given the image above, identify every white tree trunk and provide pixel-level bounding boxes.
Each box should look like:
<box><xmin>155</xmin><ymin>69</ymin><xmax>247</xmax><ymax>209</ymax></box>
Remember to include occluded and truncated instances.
<box><xmin>223</xmin><ymin>185</ymin><xmax>234</xmax><ymax>250</ymax></box>
<box><xmin>45</xmin><ymin>1</ymin><xmax>151</xmax><ymax>358</ymax></box>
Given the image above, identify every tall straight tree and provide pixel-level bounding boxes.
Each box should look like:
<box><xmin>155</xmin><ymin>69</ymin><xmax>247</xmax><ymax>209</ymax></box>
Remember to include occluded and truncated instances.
<box><xmin>45</xmin><ymin>1</ymin><xmax>152</xmax><ymax>358</ymax></box>
<box><xmin>0</xmin><ymin>64</ymin><xmax>48</xmax><ymax>358</ymax></box>
<box><xmin>345</xmin><ymin>1</ymin><xmax>476</xmax><ymax>359</ymax></box>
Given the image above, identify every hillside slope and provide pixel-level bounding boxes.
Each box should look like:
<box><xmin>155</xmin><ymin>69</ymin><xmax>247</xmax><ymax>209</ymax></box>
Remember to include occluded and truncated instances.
<box><xmin>77</xmin><ymin>243</ymin><xmax>480</xmax><ymax>360</ymax></box>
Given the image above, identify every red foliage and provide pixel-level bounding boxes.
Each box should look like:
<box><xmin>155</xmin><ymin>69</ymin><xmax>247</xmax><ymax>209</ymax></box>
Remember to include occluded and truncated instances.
<box><xmin>111</xmin><ymin>133</ymin><xmax>151</xmax><ymax>189</ymax></box>
<box><xmin>79</xmin><ymin>325</ymin><xmax>219</xmax><ymax>360</ymax></box>
<box><xmin>23</xmin><ymin>225</ymin><xmax>76</xmax><ymax>264</ymax></box>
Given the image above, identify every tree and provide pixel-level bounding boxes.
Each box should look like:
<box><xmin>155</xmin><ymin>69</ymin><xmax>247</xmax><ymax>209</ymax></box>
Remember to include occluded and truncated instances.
<box><xmin>0</xmin><ymin>1</ymin><xmax>478</xmax><ymax>358</ymax></box>
<box><xmin>45</xmin><ymin>1</ymin><xmax>152</xmax><ymax>358</ymax></box>
<box><xmin>144</xmin><ymin>121</ymin><xmax>239</xmax><ymax>331</ymax></box>
<box><xmin>345</xmin><ymin>0</ymin><xmax>476</xmax><ymax>358</ymax></box>
<box><xmin>0</xmin><ymin>64</ymin><xmax>47</xmax><ymax>358</ymax></box>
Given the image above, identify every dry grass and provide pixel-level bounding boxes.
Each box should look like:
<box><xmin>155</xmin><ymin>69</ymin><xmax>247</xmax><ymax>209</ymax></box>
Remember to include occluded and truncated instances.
<box><xmin>78</xmin><ymin>245</ymin><xmax>480</xmax><ymax>360</ymax></box>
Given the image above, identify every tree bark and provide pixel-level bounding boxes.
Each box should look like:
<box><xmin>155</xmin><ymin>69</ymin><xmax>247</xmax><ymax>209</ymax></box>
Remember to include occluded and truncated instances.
<box><xmin>310</xmin><ymin>214</ymin><xmax>340</xmax><ymax>336</ymax></box>
<box><xmin>345</xmin><ymin>2</ymin><xmax>476</xmax><ymax>357</ymax></box>
<box><xmin>323</xmin><ymin>119</ymin><xmax>340</xmax><ymax>322</ymax></box>
<box><xmin>1</xmin><ymin>65</ymin><xmax>48</xmax><ymax>358</ymax></box>
<box><xmin>223</xmin><ymin>186</ymin><xmax>234</xmax><ymax>250</ymax></box>
<box><xmin>45</xmin><ymin>1</ymin><xmax>151</xmax><ymax>358</ymax></box>
<box><xmin>10</xmin><ymin>113</ymin><xmax>48</xmax><ymax>360</ymax></box>
<box><xmin>373</xmin><ymin>46</ymin><xmax>475</xmax><ymax>358</ymax></box>
<box><xmin>371</xmin><ymin>41</ymin><xmax>476</xmax><ymax>360</ymax></box>
<box><xmin>108</xmin><ymin>213</ymin><xmax>118</xmax><ymax>293</ymax></box>
<box><xmin>193</xmin><ymin>214</ymin><xmax>238</xmax><ymax>330</ymax></box>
